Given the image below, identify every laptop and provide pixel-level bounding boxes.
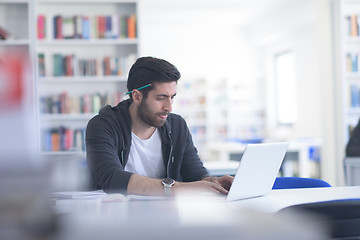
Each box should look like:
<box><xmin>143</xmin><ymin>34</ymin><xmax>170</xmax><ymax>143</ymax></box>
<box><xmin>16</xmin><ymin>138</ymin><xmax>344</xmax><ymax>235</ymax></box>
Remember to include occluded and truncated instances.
<box><xmin>226</xmin><ymin>142</ymin><xmax>288</xmax><ymax>201</ymax></box>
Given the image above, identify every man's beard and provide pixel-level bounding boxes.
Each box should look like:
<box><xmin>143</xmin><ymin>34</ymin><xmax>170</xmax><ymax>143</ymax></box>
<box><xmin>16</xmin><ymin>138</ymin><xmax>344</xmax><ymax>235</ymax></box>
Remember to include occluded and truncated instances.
<box><xmin>138</xmin><ymin>99</ymin><xmax>168</xmax><ymax>128</ymax></box>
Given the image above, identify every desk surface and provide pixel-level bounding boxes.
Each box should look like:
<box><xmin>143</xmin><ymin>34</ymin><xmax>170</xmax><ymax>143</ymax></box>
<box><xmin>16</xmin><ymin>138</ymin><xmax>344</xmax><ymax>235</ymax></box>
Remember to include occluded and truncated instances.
<box><xmin>229</xmin><ymin>186</ymin><xmax>360</xmax><ymax>212</ymax></box>
<box><xmin>53</xmin><ymin>186</ymin><xmax>360</xmax><ymax>240</ymax></box>
<box><xmin>54</xmin><ymin>186</ymin><xmax>360</xmax><ymax>212</ymax></box>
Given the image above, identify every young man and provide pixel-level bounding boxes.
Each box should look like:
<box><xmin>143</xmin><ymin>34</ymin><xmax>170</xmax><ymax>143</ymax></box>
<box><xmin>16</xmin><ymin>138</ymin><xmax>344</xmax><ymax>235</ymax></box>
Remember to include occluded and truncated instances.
<box><xmin>86</xmin><ymin>57</ymin><xmax>233</xmax><ymax>195</ymax></box>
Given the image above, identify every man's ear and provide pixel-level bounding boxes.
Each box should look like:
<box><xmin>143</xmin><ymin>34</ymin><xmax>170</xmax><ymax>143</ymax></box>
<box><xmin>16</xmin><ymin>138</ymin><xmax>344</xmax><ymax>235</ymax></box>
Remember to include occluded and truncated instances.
<box><xmin>132</xmin><ymin>89</ymin><xmax>143</xmax><ymax>104</ymax></box>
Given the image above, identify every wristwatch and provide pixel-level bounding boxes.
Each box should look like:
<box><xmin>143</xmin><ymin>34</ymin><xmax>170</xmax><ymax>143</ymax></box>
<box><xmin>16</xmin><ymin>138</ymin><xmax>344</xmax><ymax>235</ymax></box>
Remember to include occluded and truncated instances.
<box><xmin>161</xmin><ymin>178</ymin><xmax>175</xmax><ymax>195</ymax></box>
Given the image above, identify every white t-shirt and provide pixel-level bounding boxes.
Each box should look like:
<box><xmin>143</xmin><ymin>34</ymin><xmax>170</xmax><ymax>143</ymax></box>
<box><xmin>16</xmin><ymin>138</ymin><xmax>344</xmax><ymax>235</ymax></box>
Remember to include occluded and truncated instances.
<box><xmin>124</xmin><ymin>129</ymin><xmax>165</xmax><ymax>179</ymax></box>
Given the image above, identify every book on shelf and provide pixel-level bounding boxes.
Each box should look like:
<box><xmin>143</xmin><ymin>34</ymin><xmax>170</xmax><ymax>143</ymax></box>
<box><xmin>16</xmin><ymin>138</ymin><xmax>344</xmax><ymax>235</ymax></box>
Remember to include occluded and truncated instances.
<box><xmin>38</xmin><ymin>53</ymin><xmax>46</xmax><ymax>77</ymax></box>
<box><xmin>74</xmin><ymin>15</ymin><xmax>82</xmax><ymax>39</ymax></box>
<box><xmin>111</xmin><ymin>14</ymin><xmax>119</xmax><ymax>39</ymax></box>
<box><xmin>346</xmin><ymin>14</ymin><xmax>360</xmax><ymax>37</ymax></box>
<box><xmin>62</xmin><ymin>16</ymin><xmax>75</xmax><ymax>39</ymax></box>
<box><xmin>82</xmin><ymin>16</ymin><xmax>90</xmax><ymax>39</ymax></box>
<box><xmin>53</xmin><ymin>15</ymin><xmax>63</xmax><ymax>39</ymax></box>
<box><xmin>91</xmin><ymin>16</ymin><xmax>98</xmax><ymax>39</ymax></box>
<box><xmin>119</xmin><ymin>15</ymin><xmax>128</xmax><ymax>38</ymax></box>
<box><xmin>105</xmin><ymin>16</ymin><xmax>112</xmax><ymax>39</ymax></box>
<box><xmin>350</xmin><ymin>84</ymin><xmax>360</xmax><ymax>107</ymax></box>
<box><xmin>98</xmin><ymin>16</ymin><xmax>106</xmax><ymax>39</ymax></box>
<box><xmin>351</xmin><ymin>15</ymin><xmax>358</xmax><ymax>37</ymax></box>
<box><xmin>346</xmin><ymin>52</ymin><xmax>360</xmax><ymax>73</ymax></box>
<box><xmin>0</xmin><ymin>25</ymin><xmax>11</xmax><ymax>40</ymax></box>
<box><xmin>52</xmin><ymin>54</ymin><xmax>64</xmax><ymax>76</ymax></box>
<box><xmin>37</xmin><ymin>15</ymin><xmax>46</xmax><ymax>40</ymax></box>
<box><xmin>127</xmin><ymin>14</ymin><xmax>136</xmax><ymax>39</ymax></box>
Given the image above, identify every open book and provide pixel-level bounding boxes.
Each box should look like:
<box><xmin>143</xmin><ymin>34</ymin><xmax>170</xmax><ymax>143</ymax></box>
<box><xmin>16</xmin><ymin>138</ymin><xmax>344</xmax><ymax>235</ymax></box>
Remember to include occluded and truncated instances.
<box><xmin>50</xmin><ymin>190</ymin><xmax>172</xmax><ymax>202</ymax></box>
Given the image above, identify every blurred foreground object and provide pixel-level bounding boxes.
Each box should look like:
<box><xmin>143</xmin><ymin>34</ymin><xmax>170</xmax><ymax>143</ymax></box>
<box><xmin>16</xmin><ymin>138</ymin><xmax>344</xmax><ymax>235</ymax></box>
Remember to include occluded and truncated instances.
<box><xmin>0</xmin><ymin>51</ymin><xmax>56</xmax><ymax>240</ymax></box>
<box><xmin>0</xmin><ymin>25</ymin><xmax>11</xmax><ymax>40</ymax></box>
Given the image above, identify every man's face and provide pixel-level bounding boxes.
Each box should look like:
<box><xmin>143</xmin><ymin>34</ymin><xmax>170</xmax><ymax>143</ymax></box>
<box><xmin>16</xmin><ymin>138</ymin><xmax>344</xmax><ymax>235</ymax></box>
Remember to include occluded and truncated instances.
<box><xmin>138</xmin><ymin>81</ymin><xmax>177</xmax><ymax>128</ymax></box>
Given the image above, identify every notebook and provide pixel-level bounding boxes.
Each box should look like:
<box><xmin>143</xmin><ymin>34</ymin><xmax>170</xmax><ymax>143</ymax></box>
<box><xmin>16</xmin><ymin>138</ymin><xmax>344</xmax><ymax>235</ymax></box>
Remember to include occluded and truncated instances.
<box><xmin>226</xmin><ymin>142</ymin><xmax>288</xmax><ymax>201</ymax></box>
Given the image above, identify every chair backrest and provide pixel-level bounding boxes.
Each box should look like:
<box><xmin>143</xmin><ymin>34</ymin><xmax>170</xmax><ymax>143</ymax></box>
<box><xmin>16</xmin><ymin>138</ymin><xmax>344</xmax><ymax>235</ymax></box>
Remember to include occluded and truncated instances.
<box><xmin>272</xmin><ymin>177</ymin><xmax>331</xmax><ymax>189</ymax></box>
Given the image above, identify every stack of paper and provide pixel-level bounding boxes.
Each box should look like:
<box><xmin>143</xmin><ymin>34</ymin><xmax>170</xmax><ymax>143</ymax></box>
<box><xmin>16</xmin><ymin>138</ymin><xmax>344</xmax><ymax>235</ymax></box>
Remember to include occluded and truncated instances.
<box><xmin>50</xmin><ymin>190</ymin><xmax>107</xmax><ymax>199</ymax></box>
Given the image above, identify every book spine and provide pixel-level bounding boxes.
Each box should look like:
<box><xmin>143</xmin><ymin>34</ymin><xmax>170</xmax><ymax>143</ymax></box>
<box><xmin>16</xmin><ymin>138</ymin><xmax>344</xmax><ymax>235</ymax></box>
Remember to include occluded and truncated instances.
<box><xmin>93</xmin><ymin>93</ymin><xmax>102</xmax><ymax>113</ymax></box>
<box><xmin>38</xmin><ymin>53</ymin><xmax>46</xmax><ymax>77</ymax></box>
<box><xmin>91</xmin><ymin>16</ymin><xmax>98</xmax><ymax>39</ymax></box>
<box><xmin>65</xmin><ymin>128</ymin><xmax>73</xmax><ymax>150</ymax></box>
<box><xmin>120</xmin><ymin>15</ymin><xmax>127</xmax><ymax>38</ymax></box>
<box><xmin>51</xmin><ymin>129</ymin><xmax>60</xmax><ymax>152</ymax></box>
<box><xmin>82</xmin><ymin>16</ymin><xmax>90</xmax><ymax>39</ymax></box>
<box><xmin>37</xmin><ymin>15</ymin><xmax>46</xmax><ymax>39</ymax></box>
<box><xmin>351</xmin><ymin>15</ymin><xmax>358</xmax><ymax>37</ymax></box>
<box><xmin>62</xmin><ymin>16</ymin><xmax>75</xmax><ymax>39</ymax></box>
<box><xmin>74</xmin><ymin>15</ymin><xmax>82</xmax><ymax>39</ymax></box>
<box><xmin>127</xmin><ymin>14</ymin><xmax>136</xmax><ymax>39</ymax></box>
<box><xmin>111</xmin><ymin>14</ymin><xmax>119</xmax><ymax>38</ymax></box>
<box><xmin>103</xmin><ymin>56</ymin><xmax>111</xmax><ymax>76</ymax></box>
<box><xmin>105</xmin><ymin>16</ymin><xmax>112</xmax><ymax>39</ymax></box>
<box><xmin>55</xmin><ymin>16</ymin><xmax>63</xmax><ymax>39</ymax></box>
<box><xmin>98</xmin><ymin>16</ymin><xmax>106</xmax><ymax>39</ymax></box>
<box><xmin>351</xmin><ymin>84</ymin><xmax>360</xmax><ymax>107</ymax></box>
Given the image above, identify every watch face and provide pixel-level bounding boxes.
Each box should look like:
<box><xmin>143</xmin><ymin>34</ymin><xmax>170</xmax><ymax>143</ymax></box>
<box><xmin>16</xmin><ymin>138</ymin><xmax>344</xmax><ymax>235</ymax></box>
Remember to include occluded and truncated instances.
<box><xmin>162</xmin><ymin>178</ymin><xmax>175</xmax><ymax>186</ymax></box>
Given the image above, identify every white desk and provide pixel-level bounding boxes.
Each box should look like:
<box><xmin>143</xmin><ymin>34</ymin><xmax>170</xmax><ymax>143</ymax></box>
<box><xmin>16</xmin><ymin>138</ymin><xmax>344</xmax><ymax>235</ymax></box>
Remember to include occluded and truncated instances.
<box><xmin>53</xmin><ymin>186</ymin><xmax>360</xmax><ymax>240</ymax></box>
<box><xmin>227</xmin><ymin>186</ymin><xmax>360</xmax><ymax>212</ymax></box>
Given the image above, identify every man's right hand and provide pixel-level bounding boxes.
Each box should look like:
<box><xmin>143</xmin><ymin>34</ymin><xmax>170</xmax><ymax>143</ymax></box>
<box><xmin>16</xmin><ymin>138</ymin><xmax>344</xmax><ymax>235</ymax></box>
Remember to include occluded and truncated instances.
<box><xmin>173</xmin><ymin>180</ymin><xmax>229</xmax><ymax>195</ymax></box>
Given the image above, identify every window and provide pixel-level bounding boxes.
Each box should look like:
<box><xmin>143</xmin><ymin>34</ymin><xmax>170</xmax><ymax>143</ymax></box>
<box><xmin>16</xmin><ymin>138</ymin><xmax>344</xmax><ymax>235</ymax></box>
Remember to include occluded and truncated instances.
<box><xmin>274</xmin><ymin>51</ymin><xmax>297</xmax><ymax>125</ymax></box>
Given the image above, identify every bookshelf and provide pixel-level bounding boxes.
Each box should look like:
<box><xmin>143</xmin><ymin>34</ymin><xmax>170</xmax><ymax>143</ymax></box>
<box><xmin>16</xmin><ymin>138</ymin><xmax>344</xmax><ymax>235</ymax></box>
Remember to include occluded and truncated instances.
<box><xmin>33</xmin><ymin>0</ymin><xmax>138</xmax><ymax>155</ymax></box>
<box><xmin>206</xmin><ymin>77</ymin><xmax>264</xmax><ymax>142</ymax></box>
<box><xmin>174</xmin><ymin>77</ymin><xmax>265</xmax><ymax>159</ymax></box>
<box><xmin>340</xmin><ymin>0</ymin><xmax>360</xmax><ymax>149</ymax></box>
<box><xmin>0</xmin><ymin>0</ymin><xmax>31</xmax><ymax>53</ymax></box>
<box><xmin>174</xmin><ymin>79</ymin><xmax>208</xmax><ymax>155</ymax></box>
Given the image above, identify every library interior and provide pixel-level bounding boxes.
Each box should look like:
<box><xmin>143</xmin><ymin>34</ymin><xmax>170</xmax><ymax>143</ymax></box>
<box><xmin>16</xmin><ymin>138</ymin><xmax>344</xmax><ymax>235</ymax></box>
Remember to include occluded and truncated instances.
<box><xmin>1</xmin><ymin>0</ymin><xmax>360</xmax><ymax>240</ymax></box>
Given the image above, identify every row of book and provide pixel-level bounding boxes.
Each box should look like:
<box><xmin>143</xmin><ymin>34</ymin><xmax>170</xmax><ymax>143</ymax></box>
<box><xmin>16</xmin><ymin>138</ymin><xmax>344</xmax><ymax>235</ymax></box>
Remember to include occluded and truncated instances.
<box><xmin>37</xmin><ymin>14</ymin><xmax>136</xmax><ymax>40</ymax></box>
<box><xmin>40</xmin><ymin>91</ymin><xmax>123</xmax><ymax>114</ymax></box>
<box><xmin>42</xmin><ymin>127</ymin><xmax>85</xmax><ymax>152</ymax></box>
<box><xmin>346</xmin><ymin>15</ymin><xmax>360</xmax><ymax>37</ymax></box>
<box><xmin>346</xmin><ymin>53</ymin><xmax>360</xmax><ymax>73</ymax></box>
<box><xmin>38</xmin><ymin>53</ymin><xmax>136</xmax><ymax>77</ymax></box>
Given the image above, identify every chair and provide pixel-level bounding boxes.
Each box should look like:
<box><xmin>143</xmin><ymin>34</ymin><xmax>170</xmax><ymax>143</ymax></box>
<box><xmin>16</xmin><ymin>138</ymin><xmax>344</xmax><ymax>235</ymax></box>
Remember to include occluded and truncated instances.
<box><xmin>272</xmin><ymin>177</ymin><xmax>331</xmax><ymax>189</ymax></box>
<box><xmin>274</xmin><ymin>177</ymin><xmax>360</xmax><ymax>239</ymax></box>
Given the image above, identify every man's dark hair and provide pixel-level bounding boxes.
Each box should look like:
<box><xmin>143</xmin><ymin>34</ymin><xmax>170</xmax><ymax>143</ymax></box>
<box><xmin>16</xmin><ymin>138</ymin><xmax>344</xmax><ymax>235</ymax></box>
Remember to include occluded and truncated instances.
<box><xmin>126</xmin><ymin>56</ymin><xmax>181</xmax><ymax>101</ymax></box>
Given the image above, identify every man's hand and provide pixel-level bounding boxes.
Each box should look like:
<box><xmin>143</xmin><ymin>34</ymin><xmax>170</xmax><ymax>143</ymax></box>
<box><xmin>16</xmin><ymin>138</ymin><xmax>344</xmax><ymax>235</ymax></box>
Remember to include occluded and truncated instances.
<box><xmin>202</xmin><ymin>175</ymin><xmax>234</xmax><ymax>191</ymax></box>
<box><xmin>173</xmin><ymin>180</ymin><xmax>229</xmax><ymax>195</ymax></box>
<box><xmin>173</xmin><ymin>175</ymin><xmax>234</xmax><ymax>195</ymax></box>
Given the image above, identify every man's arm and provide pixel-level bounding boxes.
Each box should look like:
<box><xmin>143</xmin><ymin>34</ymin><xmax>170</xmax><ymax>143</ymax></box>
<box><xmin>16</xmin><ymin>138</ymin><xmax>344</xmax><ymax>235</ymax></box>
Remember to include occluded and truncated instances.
<box><xmin>127</xmin><ymin>174</ymin><xmax>231</xmax><ymax>195</ymax></box>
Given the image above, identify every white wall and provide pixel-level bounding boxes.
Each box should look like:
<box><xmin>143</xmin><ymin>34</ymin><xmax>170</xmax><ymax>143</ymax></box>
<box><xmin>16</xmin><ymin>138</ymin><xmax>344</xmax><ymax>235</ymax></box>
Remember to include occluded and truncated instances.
<box><xmin>137</xmin><ymin>1</ymin><xmax>259</xmax><ymax>82</ymax></box>
<box><xmin>252</xmin><ymin>0</ymin><xmax>323</xmax><ymax>140</ymax></box>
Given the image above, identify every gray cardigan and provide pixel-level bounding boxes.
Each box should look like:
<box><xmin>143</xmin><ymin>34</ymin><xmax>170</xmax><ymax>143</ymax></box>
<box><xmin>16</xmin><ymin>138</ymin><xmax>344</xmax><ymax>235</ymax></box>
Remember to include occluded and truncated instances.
<box><xmin>85</xmin><ymin>99</ymin><xmax>209</xmax><ymax>193</ymax></box>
